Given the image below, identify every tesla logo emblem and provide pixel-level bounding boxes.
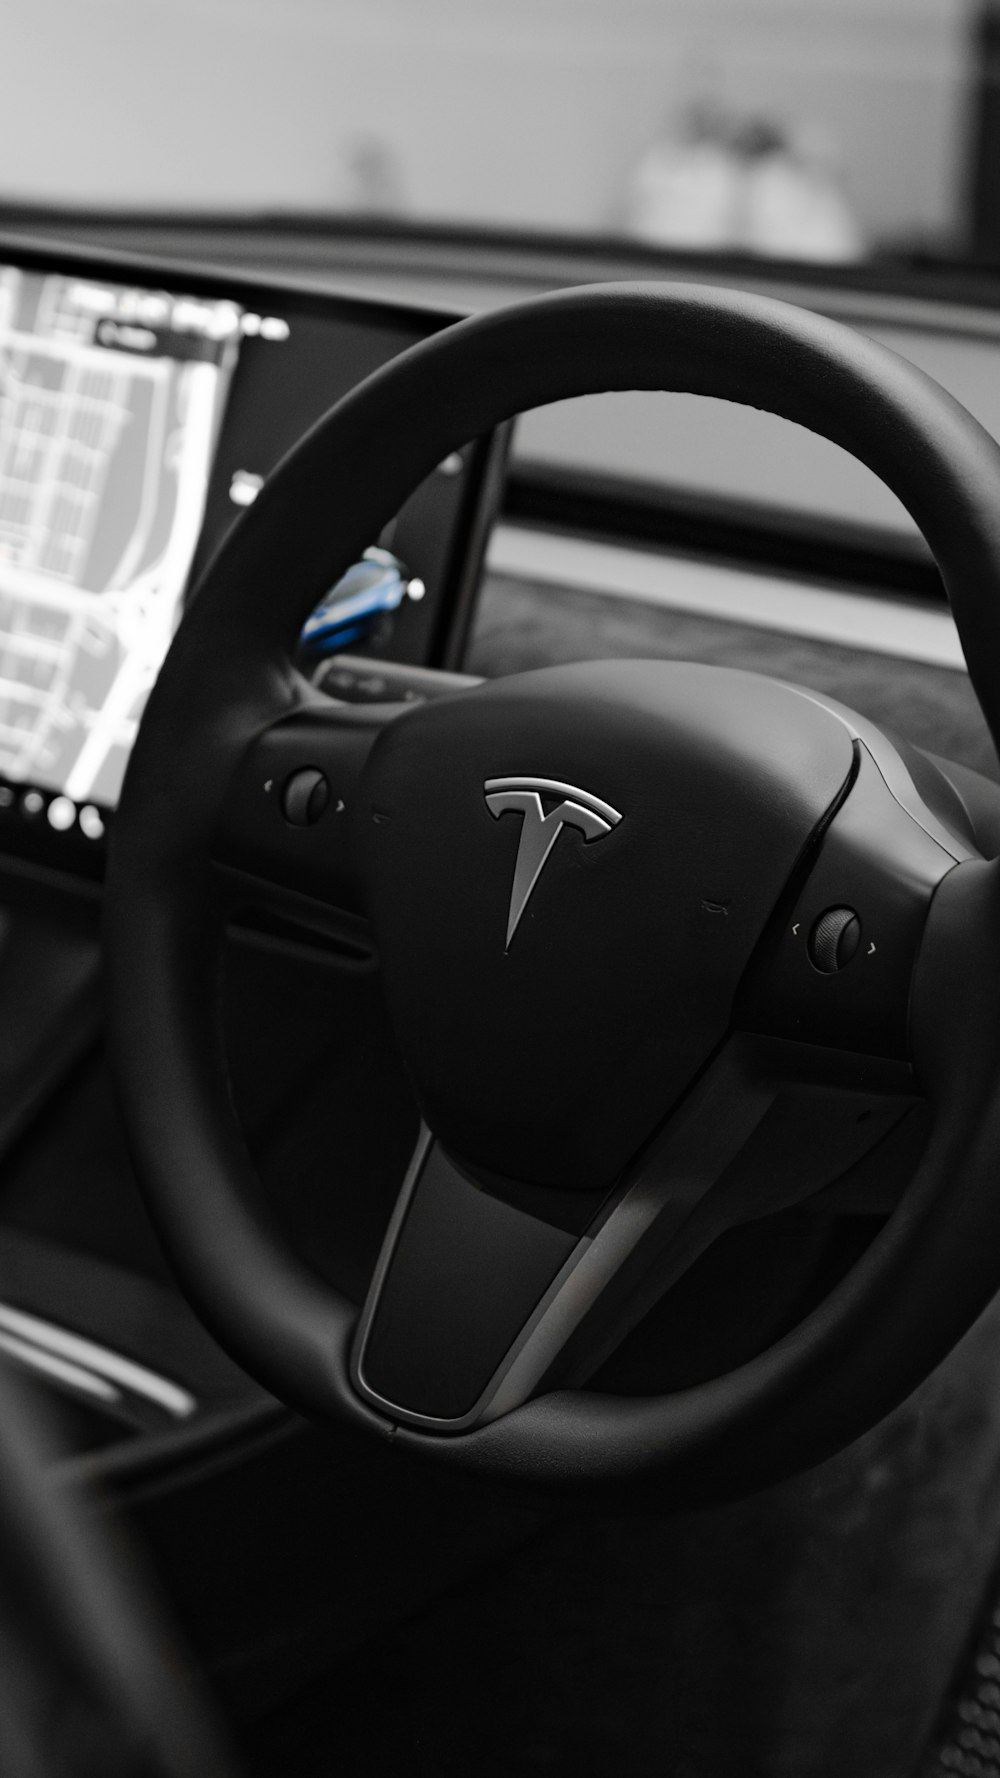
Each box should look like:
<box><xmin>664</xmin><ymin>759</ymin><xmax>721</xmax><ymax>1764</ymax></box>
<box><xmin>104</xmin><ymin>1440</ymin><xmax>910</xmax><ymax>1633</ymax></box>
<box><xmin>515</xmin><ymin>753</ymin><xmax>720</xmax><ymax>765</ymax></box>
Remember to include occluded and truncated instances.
<box><xmin>484</xmin><ymin>776</ymin><xmax>623</xmax><ymax>950</ymax></box>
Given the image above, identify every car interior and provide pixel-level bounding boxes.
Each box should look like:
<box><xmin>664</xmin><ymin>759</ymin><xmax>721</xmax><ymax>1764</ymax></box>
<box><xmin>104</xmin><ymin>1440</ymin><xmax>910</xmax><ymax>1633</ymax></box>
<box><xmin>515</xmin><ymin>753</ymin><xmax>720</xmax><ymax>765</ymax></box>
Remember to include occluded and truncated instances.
<box><xmin>8</xmin><ymin>7</ymin><xmax>1000</xmax><ymax>1776</ymax></box>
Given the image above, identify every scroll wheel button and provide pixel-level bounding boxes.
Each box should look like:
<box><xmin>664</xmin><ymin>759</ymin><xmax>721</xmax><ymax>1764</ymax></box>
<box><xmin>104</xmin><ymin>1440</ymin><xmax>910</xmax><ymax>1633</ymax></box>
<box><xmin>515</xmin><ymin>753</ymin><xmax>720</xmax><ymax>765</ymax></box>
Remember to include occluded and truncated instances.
<box><xmin>809</xmin><ymin>907</ymin><xmax>861</xmax><ymax>973</ymax></box>
<box><xmin>282</xmin><ymin>768</ymin><xmax>329</xmax><ymax>827</ymax></box>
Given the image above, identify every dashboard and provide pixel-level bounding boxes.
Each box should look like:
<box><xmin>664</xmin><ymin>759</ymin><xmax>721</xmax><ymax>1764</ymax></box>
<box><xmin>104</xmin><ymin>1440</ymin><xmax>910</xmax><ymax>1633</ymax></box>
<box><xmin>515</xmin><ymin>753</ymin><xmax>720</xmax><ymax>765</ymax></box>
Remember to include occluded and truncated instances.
<box><xmin>0</xmin><ymin>228</ymin><xmax>994</xmax><ymax>903</ymax></box>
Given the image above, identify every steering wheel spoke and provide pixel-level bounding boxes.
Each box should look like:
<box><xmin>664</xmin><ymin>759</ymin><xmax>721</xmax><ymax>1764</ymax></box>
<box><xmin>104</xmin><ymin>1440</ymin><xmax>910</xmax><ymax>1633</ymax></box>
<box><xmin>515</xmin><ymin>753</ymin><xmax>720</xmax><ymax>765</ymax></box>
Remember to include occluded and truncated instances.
<box><xmin>550</xmin><ymin>1037</ymin><xmax>923</xmax><ymax>1387</ymax></box>
<box><xmin>351</xmin><ymin>1131</ymin><xmax>585</xmax><ymax>1430</ymax></box>
<box><xmin>352</xmin><ymin>1037</ymin><xmax>920</xmax><ymax>1431</ymax></box>
<box><xmin>211</xmin><ymin>696</ymin><xmax>402</xmax><ymax>918</ymax></box>
<box><xmin>738</xmin><ymin>732</ymin><xmax>974</xmax><ymax>1061</ymax></box>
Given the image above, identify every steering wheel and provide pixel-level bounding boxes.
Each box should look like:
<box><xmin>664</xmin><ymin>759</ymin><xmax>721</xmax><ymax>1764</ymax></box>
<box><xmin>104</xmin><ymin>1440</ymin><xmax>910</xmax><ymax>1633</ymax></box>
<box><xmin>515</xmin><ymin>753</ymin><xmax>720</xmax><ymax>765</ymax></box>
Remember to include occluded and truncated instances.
<box><xmin>105</xmin><ymin>283</ymin><xmax>1000</xmax><ymax>1502</ymax></box>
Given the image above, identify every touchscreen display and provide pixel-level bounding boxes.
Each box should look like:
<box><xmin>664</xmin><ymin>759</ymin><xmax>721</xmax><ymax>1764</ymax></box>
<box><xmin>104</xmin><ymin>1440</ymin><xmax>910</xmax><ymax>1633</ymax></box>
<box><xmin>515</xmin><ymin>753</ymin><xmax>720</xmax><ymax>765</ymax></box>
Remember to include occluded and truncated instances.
<box><xmin>0</xmin><ymin>266</ymin><xmax>242</xmax><ymax>810</ymax></box>
<box><xmin>0</xmin><ymin>249</ymin><xmax>496</xmax><ymax>874</ymax></box>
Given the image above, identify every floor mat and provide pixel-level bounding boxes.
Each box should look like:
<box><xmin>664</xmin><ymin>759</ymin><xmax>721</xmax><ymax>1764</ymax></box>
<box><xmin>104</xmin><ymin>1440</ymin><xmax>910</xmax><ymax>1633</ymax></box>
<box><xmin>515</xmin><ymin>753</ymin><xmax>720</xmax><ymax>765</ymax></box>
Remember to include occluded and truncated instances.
<box><xmin>244</xmin><ymin>1293</ymin><xmax>1000</xmax><ymax>1778</ymax></box>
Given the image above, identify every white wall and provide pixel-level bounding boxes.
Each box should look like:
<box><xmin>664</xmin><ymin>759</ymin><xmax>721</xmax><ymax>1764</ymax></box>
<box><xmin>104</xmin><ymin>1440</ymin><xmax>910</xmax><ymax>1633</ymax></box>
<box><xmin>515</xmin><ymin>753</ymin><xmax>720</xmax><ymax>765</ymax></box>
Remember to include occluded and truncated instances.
<box><xmin>0</xmin><ymin>0</ymin><xmax>977</xmax><ymax>249</ymax></box>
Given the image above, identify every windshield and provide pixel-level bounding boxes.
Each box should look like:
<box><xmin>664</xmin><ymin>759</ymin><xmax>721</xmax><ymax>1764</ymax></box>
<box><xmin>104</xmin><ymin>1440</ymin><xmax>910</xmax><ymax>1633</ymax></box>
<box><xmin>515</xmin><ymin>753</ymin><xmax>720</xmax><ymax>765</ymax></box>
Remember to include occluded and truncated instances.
<box><xmin>4</xmin><ymin>0</ymin><xmax>994</xmax><ymax>275</ymax></box>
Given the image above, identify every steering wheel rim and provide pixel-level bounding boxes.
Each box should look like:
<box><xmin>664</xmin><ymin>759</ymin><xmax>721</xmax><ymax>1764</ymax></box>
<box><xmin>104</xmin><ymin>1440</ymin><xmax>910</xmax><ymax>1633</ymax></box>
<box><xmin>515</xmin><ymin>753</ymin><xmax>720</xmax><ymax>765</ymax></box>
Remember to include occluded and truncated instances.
<box><xmin>106</xmin><ymin>282</ymin><xmax>1000</xmax><ymax>1501</ymax></box>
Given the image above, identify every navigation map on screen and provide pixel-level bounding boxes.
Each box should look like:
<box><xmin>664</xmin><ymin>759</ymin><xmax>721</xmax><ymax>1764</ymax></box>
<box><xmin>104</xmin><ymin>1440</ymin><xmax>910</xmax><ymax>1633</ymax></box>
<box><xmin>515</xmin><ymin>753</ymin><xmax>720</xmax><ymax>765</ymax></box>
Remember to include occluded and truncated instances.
<box><xmin>0</xmin><ymin>267</ymin><xmax>241</xmax><ymax>807</ymax></box>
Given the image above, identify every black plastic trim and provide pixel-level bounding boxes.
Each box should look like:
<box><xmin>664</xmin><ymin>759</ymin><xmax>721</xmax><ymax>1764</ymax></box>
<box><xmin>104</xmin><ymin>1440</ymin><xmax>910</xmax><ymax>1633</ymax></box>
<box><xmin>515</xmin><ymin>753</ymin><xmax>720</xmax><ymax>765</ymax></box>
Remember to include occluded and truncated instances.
<box><xmin>12</xmin><ymin>205</ymin><xmax>1000</xmax><ymax>328</ymax></box>
<box><xmin>504</xmin><ymin>460</ymin><xmax>945</xmax><ymax>602</ymax></box>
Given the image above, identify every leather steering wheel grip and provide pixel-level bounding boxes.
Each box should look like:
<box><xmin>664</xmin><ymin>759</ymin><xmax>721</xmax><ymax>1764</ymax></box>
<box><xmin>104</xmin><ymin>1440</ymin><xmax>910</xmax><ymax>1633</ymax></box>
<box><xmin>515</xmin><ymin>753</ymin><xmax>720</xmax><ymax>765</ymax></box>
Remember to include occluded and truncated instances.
<box><xmin>105</xmin><ymin>282</ymin><xmax>1000</xmax><ymax>1500</ymax></box>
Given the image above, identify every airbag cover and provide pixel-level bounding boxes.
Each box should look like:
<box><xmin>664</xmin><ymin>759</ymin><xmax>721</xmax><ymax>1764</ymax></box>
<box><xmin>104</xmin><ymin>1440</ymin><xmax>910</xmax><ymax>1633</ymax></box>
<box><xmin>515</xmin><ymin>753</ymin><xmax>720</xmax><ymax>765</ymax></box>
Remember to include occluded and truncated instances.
<box><xmin>360</xmin><ymin>660</ymin><xmax>853</xmax><ymax>1189</ymax></box>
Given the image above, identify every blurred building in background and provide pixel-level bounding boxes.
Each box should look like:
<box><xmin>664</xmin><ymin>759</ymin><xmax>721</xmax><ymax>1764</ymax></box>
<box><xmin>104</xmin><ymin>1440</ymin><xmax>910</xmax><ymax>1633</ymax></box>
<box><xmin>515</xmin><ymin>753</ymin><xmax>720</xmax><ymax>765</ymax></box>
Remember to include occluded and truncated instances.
<box><xmin>0</xmin><ymin>0</ymin><xmax>986</xmax><ymax>265</ymax></box>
